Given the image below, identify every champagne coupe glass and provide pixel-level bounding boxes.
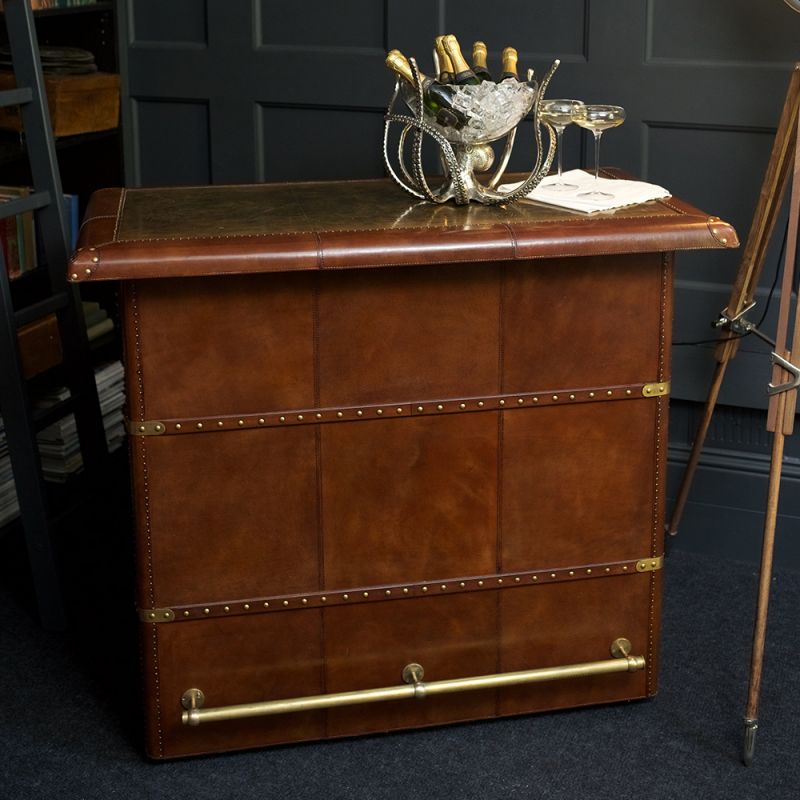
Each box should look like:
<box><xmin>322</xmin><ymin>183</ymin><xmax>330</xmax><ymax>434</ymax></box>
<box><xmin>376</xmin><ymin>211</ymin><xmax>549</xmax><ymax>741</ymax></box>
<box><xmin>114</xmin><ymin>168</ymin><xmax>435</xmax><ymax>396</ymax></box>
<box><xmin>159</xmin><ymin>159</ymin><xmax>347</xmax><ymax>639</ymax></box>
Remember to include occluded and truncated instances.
<box><xmin>573</xmin><ymin>104</ymin><xmax>626</xmax><ymax>198</ymax></box>
<box><xmin>539</xmin><ymin>99</ymin><xmax>584</xmax><ymax>191</ymax></box>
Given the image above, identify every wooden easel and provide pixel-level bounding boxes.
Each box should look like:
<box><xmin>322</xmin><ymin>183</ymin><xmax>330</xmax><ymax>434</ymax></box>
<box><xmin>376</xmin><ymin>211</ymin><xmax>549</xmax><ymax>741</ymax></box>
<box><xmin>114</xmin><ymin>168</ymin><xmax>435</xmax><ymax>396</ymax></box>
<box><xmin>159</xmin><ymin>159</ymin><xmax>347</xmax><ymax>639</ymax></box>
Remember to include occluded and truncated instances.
<box><xmin>667</xmin><ymin>64</ymin><xmax>800</xmax><ymax>765</ymax></box>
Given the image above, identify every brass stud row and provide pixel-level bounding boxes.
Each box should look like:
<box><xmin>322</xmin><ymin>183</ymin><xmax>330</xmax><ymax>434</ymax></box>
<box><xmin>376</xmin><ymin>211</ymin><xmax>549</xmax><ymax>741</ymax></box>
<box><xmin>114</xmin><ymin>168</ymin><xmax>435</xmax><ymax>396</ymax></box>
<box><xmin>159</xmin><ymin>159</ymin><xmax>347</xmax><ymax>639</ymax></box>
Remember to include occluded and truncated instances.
<box><xmin>145</xmin><ymin>558</ymin><xmax>661</xmax><ymax>623</ymax></box>
<box><xmin>136</xmin><ymin>384</ymin><xmax>664</xmax><ymax>437</ymax></box>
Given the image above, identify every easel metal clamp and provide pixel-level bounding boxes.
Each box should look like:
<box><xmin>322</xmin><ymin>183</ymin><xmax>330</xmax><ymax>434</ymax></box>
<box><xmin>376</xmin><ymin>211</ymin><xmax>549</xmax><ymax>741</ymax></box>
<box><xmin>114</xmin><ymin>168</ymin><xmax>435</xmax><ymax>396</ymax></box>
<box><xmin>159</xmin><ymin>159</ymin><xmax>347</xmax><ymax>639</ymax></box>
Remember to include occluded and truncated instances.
<box><xmin>713</xmin><ymin>302</ymin><xmax>777</xmax><ymax>348</ymax></box>
<box><xmin>768</xmin><ymin>352</ymin><xmax>800</xmax><ymax>395</ymax></box>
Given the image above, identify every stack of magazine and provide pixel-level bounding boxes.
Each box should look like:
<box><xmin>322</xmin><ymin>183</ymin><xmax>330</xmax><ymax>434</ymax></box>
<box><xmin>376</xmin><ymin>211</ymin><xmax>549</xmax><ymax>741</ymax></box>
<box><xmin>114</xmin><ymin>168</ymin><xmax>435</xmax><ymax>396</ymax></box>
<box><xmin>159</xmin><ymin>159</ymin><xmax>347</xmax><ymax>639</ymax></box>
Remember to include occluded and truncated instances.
<box><xmin>0</xmin><ymin>359</ymin><xmax>126</xmax><ymax>526</ymax></box>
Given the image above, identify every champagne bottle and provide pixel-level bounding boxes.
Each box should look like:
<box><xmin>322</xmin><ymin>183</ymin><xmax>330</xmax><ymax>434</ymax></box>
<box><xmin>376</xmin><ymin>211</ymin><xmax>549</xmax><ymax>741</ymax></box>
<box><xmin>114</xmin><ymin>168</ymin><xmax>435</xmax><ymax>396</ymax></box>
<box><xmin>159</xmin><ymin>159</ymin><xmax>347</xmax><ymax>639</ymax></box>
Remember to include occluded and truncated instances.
<box><xmin>434</xmin><ymin>36</ymin><xmax>455</xmax><ymax>84</ymax></box>
<box><xmin>471</xmin><ymin>41</ymin><xmax>493</xmax><ymax>82</ymax></box>
<box><xmin>501</xmin><ymin>46</ymin><xmax>519</xmax><ymax>81</ymax></box>
<box><xmin>385</xmin><ymin>49</ymin><xmax>468</xmax><ymax>128</ymax></box>
<box><xmin>441</xmin><ymin>35</ymin><xmax>481</xmax><ymax>85</ymax></box>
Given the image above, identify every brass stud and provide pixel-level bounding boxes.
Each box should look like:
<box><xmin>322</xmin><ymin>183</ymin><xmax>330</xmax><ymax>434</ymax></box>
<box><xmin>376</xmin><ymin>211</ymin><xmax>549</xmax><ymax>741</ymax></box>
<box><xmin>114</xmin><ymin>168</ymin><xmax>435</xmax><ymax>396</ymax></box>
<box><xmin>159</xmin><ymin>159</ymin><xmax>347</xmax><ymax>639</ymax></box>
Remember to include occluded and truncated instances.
<box><xmin>263</xmin><ymin>602</ymin><xmax>269</xmax><ymax>608</ymax></box>
<box><xmin>343</xmin><ymin>594</ymin><xmax>349</xmax><ymax>600</ymax></box>
<box><xmin>196</xmin><ymin>422</ymin><xmax>204</xmax><ymax>429</ymax></box>
<box><xmin>148</xmin><ymin>612</ymin><xmax>156</xmax><ymax>620</ymax></box>
<box><xmin>459</xmin><ymin>582</ymin><xmax>466</xmax><ymax>587</ymax></box>
<box><xmin>363</xmin><ymin>592</ymin><xmax>369</xmax><ymax>598</ymax></box>
<box><xmin>258</xmin><ymin>418</ymin><xmax>265</xmax><ymax>424</ymax></box>
<box><xmin>533</xmin><ymin>397</ymin><xmax>539</xmax><ymax>403</ymax></box>
<box><xmin>70</xmin><ymin>272</ymin><xmax>79</xmax><ymax>280</ymax></box>
<box><xmin>645</xmin><ymin>387</ymin><xmax>652</xmax><ymax>394</ymax></box>
<box><xmin>321</xmin><ymin>596</ymin><xmax>327</xmax><ymax>602</ymax></box>
<box><xmin>396</xmin><ymin>407</ymin><xmax>403</xmax><ymax>414</ymax></box>
<box><xmin>477</xmin><ymin>401</ymin><xmax>484</xmax><ymax>408</ymax></box>
<box><xmin>385</xmin><ymin>590</ymin><xmax>392</xmax><ymax>596</ymax></box>
<box><xmin>499</xmin><ymin>399</ymin><xmax>505</xmax><ymax>406</ymax></box>
<box><xmin>357</xmin><ymin>410</ymin><xmax>363</xmax><ymax>417</ymax></box>
<box><xmin>302</xmin><ymin>598</ymin><xmax>308</xmax><ymax>604</ymax></box>
<box><xmin>403</xmin><ymin>588</ymin><xmax>409</xmax><ymax>594</ymax></box>
<box><xmin>589</xmin><ymin>392</ymin><xmax>595</xmax><ymax>398</ymax></box>
<box><xmin>569</xmin><ymin>394</ymin><xmax>575</xmax><ymax>400</ymax></box>
<box><xmin>552</xmin><ymin>395</ymin><xmax>558</xmax><ymax>401</ymax></box>
<box><xmin>183</xmin><ymin>611</ymin><xmax>190</xmax><ymax>617</ymax></box>
<box><xmin>626</xmin><ymin>389</ymin><xmax>632</xmax><ymax>396</ymax></box>
<box><xmin>607</xmin><ymin>390</ymin><xmax>613</xmax><ymax>396</ymax></box>
<box><xmin>217</xmin><ymin>421</ymin><xmax>224</xmax><ymax>427</ymax></box>
<box><xmin>623</xmin><ymin>566</ymin><xmax>628</xmax><ymax>571</ymax></box>
<box><xmin>316</xmin><ymin>413</ymin><xmax>323</xmax><ymax>420</ymax></box>
<box><xmin>92</xmin><ymin>256</ymin><xmax>99</xmax><ymax>264</ymax></box>
<box><xmin>569</xmin><ymin>571</ymin><xmax>574</xmax><ymax>576</ymax></box>
<box><xmin>298</xmin><ymin>414</ymin><xmax>304</xmax><ymax>421</ymax></box>
<box><xmin>586</xmin><ymin>569</ymin><xmax>592</xmax><ymax>575</ymax></box>
<box><xmin>175</xmin><ymin>424</ymin><xmax>182</xmax><ymax>430</ymax></box>
<box><xmin>203</xmin><ymin>608</ymin><xmax>210</xmax><ymax>615</ymax></box>
<box><xmin>85</xmin><ymin>267</ymin><xmax>93</xmax><ymax>276</ymax></box>
<box><xmin>376</xmin><ymin>409</ymin><xmax>383</xmax><ymax>415</ymax></box>
<box><xmin>459</xmin><ymin>403</ymin><xmax>466</xmax><ymax>409</ymax></box>
<box><xmin>440</xmin><ymin>584</ymin><xmax>447</xmax><ymax>590</ymax></box>
<box><xmin>478</xmin><ymin>580</ymin><xmax>484</xmax><ymax>586</ymax></box>
<box><xmin>532</xmin><ymin>575</ymin><xmax>538</xmax><ymax>581</ymax></box>
<box><xmin>138</xmin><ymin>425</ymin><xmax>146</xmax><ymax>433</ymax></box>
<box><xmin>224</xmin><ymin>606</ymin><xmax>230</xmax><ymax>612</ymax></box>
<box><xmin>163</xmin><ymin>612</ymin><xmax>171</xmax><ymax>619</ymax></box>
<box><xmin>283</xmin><ymin>600</ymin><xmax>289</xmax><ymax>607</ymax></box>
<box><xmin>417</xmin><ymin>406</ymin><xmax>424</xmax><ymax>412</ymax></box>
<box><xmin>518</xmin><ymin>398</ymin><xmax>524</xmax><ymax>405</ymax></box>
<box><xmin>244</xmin><ymin>604</ymin><xmax>250</xmax><ymax>610</ymax></box>
<box><xmin>498</xmin><ymin>578</ymin><xmax>503</xmax><ymax>584</ymax></box>
<box><xmin>238</xmin><ymin>420</ymin><xmax>245</xmax><ymax>426</ymax></box>
<box><xmin>422</xmin><ymin>586</ymin><xmax>428</xmax><ymax>592</ymax></box>
<box><xmin>605</xmin><ymin>568</ymin><xmax>611</xmax><ymax>573</ymax></box>
<box><xmin>550</xmin><ymin>573</ymin><xmax>556</xmax><ymax>578</ymax></box>
<box><xmin>515</xmin><ymin>577</ymin><xmax>521</xmax><ymax>582</ymax></box>
<box><xmin>337</xmin><ymin>412</ymin><xmax>344</xmax><ymax>418</ymax></box>
<box><xmin>280</xmin><ymin>416</ymin><xmax>286</xmax><ymax>423</ymax></box>
<box><xmin>437</xmin><ymin>404</ymin><xmax>444</xmax><ymax>411</ymax></box>
<box><xmin>154</xmin><ymin>424</ymin><xmax>164</xmax><ymax>432</ymax></box>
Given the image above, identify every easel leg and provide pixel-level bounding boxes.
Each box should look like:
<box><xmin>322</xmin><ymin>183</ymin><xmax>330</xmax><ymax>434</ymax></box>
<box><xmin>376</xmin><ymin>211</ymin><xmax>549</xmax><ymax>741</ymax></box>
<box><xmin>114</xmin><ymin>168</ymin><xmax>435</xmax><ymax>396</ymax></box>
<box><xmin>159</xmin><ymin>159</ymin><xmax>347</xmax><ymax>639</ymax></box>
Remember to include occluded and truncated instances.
<box><xmin>667</xmin><ymin>359</ymin><xmax>728</xmax><ymax>536</ymax></box>
<box><xmin>742</xmin><ymin>391</ymin><xmax>787</xmax><ymax>766</ymax></box>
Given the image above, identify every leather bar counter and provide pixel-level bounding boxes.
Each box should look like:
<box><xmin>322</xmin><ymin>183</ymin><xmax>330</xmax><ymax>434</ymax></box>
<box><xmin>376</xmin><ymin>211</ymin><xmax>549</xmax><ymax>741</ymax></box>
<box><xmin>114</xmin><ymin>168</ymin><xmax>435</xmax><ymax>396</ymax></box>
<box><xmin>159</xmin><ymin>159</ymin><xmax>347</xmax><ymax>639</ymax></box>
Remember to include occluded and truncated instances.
<box><xmin>71</xmin><ymin>175</ymin><xmax>737</xmax><ymax>759</ymax></box>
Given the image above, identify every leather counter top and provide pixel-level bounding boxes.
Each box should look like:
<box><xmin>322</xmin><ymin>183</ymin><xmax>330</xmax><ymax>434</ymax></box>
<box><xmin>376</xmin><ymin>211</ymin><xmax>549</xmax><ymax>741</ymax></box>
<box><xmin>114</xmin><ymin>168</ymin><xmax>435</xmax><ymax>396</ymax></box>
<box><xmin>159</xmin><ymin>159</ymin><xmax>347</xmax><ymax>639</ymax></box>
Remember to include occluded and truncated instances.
<box><xmin>69</xmin><ymin>172</ymin><xmax>738</xmax><ymax>283</ymax></box>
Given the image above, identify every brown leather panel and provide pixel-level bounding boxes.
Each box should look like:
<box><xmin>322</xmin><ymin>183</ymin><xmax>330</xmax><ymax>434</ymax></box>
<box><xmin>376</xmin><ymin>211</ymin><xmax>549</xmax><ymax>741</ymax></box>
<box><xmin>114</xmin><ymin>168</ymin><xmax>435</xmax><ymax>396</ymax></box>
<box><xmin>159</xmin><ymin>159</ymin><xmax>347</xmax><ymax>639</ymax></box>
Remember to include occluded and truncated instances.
<box><xmin>503</xmin><ymin>253</ymin><xmax>663</xmax><ymax>390</ymax></box>
<box><xmin>317</xmin><ymin>262</ymin><xmax>501</xmax><ymax>406</ymax></box>
<box><xmin>323</xmin><ymin>594</ymin><xmax>498</xmax><ymax>737</ymax></box>
<box><xmin>498</xmin><ymin>575</ymin><xmax>651</xmax><ymax>714</ymax></box>
<box><xmin>148</xmin><ymin>611</ymin><xmax>325</xmax><ymax>759</ymax></box>
<box><xmin>501</xmin><ymin>401</ymin><xmax>656</xmax><ymax>570</ymax></box>
<box><xmin>142</xmin><ymin>426</ymin><xmax>319</xmax><ymax>607</ymax></box>
<box><xmin>70</xmin><ymin>177</ymin><xmax>738</xmax><ymax>283</ymax></box>
<box><xmin>321</xmin><ymin>414</ymin><xmax>498</xmax><ymax>588</ymax></box>
<box><xmin>130</xmin><ymin>274</ymin><xmax>316</xmax><ymax>419</ymax></box>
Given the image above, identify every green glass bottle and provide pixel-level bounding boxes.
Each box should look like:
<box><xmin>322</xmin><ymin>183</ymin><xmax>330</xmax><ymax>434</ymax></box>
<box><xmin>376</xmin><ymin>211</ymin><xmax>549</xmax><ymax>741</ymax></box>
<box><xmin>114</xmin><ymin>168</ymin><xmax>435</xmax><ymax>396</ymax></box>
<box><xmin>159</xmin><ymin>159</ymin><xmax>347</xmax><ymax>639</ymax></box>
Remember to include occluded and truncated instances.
<box><xmin>385</xmin><ymin>49</ymin><xmax>468</xmax><ymax>128</ymax></box>
<box><xmin>442</xmin><ymin>35</ymin><xmax>481</xmax><ymax>85</ymax></box>
<box><xmin>471</xmin><ymin>41</ymin><xmax>494</xmax><ymax>82</ymax></box>
<box><xmin>501</xmin><ymin>46</ymin><xmax>519</xmax><ymax>81</ymax></box>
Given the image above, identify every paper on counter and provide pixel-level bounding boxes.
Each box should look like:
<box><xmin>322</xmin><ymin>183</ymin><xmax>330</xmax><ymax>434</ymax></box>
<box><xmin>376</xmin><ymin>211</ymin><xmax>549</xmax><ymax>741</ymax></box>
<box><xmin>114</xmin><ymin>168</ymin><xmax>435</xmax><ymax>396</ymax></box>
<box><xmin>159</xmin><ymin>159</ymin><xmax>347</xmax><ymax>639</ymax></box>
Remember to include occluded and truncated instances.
<box><xmin>499</xmin><ymin>169</ymin><xmax>671</xmax><ymax>213</ymax></box>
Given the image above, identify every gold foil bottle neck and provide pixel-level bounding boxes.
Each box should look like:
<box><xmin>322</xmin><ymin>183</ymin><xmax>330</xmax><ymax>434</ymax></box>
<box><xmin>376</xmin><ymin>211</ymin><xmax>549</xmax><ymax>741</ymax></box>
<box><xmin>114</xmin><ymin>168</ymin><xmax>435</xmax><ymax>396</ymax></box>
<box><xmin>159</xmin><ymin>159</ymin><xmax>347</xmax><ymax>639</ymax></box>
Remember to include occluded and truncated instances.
<box><xmin>442</xmin><ymin>34</ymin><xmax>472</xmax><ymax>75</ymax></box>
<box><xmin>502</xmin><ymin>46</ymin><xmax>519</xmax><ymax>77</ymax></box>
<box><xmin>385</xmin><ymin>49</ymin><xmax>422</xmax><ymax>86</ymax></box>
<box><xmin>472</xmin><ymin>40</ymin><xmax>489</xmax><ymax>69</ymax></box>
<box><xmin>435</xmin><ymin>35</ymin><xmax>455</xmax><ymax>78</ymax></box>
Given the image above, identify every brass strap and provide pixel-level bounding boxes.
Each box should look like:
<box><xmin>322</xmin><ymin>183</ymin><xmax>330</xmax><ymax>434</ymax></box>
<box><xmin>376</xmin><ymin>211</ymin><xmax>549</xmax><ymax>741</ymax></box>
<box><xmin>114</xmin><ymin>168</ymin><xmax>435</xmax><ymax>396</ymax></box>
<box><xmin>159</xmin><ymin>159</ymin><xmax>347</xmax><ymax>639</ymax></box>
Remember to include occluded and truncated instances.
<box><xmin>128</xmin><ymin>380</ymin><xmax>671</xmax><ymax>437</ymax></box>
<box><xmin>139</xmin><ymin>554</ymin><xmax>664</xmax><ymax>624</ymax></box>
<box><xmin>181</xmin><ymin>638</ymin><xmax>645</xmax><ymax>726</ymax></box>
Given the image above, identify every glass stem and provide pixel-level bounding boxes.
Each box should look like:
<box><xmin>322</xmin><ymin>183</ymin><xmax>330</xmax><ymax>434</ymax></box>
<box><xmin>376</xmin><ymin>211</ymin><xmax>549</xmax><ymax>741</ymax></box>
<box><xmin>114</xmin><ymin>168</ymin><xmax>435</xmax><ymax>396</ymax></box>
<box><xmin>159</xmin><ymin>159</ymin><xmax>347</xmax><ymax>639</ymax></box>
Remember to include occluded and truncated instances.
<box><xmin>556</xmin><ymin>126</ymin><xmax>565</xmax><ymax>181</ymax></box>
<box><xmin>593</xmin><ymin>130</ymin><xmax>602</xmax><ymax>181</ymax></box>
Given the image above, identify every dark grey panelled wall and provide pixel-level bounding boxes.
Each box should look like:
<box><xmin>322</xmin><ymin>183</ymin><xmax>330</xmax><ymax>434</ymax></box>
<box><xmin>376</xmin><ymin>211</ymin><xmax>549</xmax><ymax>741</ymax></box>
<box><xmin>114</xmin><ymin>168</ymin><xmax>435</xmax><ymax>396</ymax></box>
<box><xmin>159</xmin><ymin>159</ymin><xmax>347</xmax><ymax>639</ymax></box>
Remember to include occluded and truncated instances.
<box><xmin>118</xmin><ymin>0</ymin><xmax>800</xmax><ymax>564</ymax></box>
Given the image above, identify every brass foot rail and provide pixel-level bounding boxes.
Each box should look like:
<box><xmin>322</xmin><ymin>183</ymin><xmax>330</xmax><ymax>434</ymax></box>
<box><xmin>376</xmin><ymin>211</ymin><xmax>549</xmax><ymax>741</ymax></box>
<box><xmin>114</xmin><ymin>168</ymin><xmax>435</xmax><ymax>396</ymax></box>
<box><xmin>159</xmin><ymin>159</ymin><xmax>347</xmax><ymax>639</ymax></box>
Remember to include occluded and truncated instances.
<box><xmin>181</xmin><ymin>638</ymin><xmax>645</xmax><ymax>726</ymax></box>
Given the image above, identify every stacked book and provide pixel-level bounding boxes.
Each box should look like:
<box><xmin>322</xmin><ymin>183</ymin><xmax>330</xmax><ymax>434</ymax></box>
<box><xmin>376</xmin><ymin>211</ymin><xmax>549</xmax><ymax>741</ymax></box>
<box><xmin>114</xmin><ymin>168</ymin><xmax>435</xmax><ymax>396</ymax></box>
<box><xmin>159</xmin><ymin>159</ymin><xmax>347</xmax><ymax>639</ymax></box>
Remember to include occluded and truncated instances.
<box><xmin>0</xmin><ymin>359</ymin><xmax>126</xmax><ymax>525</ymax></box>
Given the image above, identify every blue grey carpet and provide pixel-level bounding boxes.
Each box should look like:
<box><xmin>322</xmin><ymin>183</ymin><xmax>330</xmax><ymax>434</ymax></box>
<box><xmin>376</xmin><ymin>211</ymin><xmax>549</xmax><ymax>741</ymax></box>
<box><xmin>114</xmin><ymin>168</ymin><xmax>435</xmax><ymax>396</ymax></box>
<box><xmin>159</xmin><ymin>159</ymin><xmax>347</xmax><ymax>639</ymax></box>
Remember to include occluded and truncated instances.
<box><xmin>1</xmin><ymin>541</ymin><xmax>798</xmax><ymax>799</ymax></box>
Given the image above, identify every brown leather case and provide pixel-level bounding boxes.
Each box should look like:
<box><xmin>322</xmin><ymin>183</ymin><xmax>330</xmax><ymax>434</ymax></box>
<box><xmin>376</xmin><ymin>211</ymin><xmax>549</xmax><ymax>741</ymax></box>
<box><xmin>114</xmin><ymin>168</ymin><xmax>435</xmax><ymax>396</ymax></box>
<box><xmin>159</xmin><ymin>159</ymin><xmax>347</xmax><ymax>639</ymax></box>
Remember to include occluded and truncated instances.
<box><xmin>71</xmin><ymin>175</ymin><xmax>737</xmax><ymax>759</ymax></box>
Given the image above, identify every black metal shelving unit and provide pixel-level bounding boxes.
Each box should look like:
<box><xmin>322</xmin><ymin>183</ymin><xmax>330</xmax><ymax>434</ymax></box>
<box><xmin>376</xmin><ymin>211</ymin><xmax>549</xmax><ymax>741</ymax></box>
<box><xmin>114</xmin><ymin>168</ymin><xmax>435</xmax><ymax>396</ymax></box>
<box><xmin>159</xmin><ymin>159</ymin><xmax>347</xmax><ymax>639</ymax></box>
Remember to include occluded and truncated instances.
<box><xmin>0</xmin><ymin>0</ymin><xmax>110</xmax><ymax>630</ymax></box>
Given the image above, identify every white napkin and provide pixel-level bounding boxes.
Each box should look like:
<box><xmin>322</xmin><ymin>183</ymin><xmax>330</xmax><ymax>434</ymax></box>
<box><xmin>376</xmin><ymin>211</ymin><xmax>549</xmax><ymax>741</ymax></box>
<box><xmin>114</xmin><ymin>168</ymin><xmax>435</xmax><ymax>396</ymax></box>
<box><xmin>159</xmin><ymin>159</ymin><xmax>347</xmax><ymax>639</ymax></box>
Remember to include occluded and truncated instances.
<box><xmin>499</xmin><ymin>169</ymin><xmax>671</xmax><ymax>213</ymax></box>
